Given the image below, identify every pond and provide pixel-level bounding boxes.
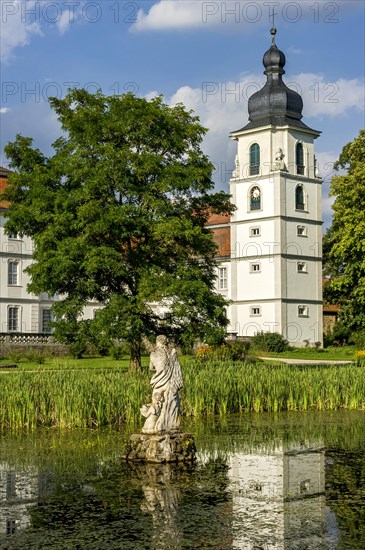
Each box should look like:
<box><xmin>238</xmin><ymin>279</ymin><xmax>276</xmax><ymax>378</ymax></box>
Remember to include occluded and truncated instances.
<box><xmin>1</xmin><ymin>411</ymin><xmax>365</xmax><ymax>549</ymax></box>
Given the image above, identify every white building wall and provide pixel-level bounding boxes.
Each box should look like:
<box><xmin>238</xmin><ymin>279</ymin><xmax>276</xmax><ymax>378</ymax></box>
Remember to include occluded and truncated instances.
<box><xmin>0</xmin><ymin>211</ymin><xmax>100</xmax><ymax>334</ymax></box>
<box><xmin>225</xmin><ymin>119</ymin><xmax>323</xmax><ymax>345</ymax></box>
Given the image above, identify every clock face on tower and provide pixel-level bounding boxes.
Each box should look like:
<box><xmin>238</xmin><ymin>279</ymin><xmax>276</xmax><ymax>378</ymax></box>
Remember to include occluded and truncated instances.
<box><xmin>252</xmin><ymin>188</ymin><xmax>260</xmax><ymax>199</ymax></box>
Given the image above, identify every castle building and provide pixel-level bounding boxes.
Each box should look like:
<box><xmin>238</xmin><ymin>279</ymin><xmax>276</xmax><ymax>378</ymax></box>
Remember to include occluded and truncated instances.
<box><xmin>211</xmin><ymin>28</ymin><xmax>323</xmax><ymax>346</ymax></box>
<box><xmin>0</xmin><ymin>30</ymin><xmax>323</xmax><ymax>345</ymax></box>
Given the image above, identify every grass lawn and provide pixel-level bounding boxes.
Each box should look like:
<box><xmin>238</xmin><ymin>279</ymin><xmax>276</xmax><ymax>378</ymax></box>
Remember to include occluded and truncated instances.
<box><xmin>0</xmin><ymin>355</ymin><xmax>150</xmax><ymax>371</ymax></box>
<box><xmin>0</xmin><ymin>346</ymin><xmax>360</xmax><ymax>370</ymax></box>
<box><xmin>259</xmin><ymin>346</ymin><xmax>357</xmax><ymax>361</ymax></box>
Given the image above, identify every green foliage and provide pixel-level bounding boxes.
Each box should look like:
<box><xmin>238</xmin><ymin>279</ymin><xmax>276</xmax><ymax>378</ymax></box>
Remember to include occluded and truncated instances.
<box><xmin>251</xmin><ymin>331</ymin><xmax>289</xmax><ymax>353</ymax></box>
<box><xmin>349</xmin><ymin>330</ymin><xmax>365</xmax><ymax>350</ymax></box>
<box><xmin>69</xmin><ymin>340</ymin><xmax>87</xmax><ymax>359</ymax></box>
<box><xmin>1</xmin><ymin>89</ymin><xmax>234</xmax><ymax>368</ymax></box>
<box><xmin>325</xmin><ymin>320</ymin><xmax>352</xmax><ymax>347</ymax></box>
<box><xmin>26</xmin><ymin>349</ymin><xmax>47</xmax><ymax>364</ymax></box>
<box><xmin>196</xmin><ymin>340</ymin><xmax>251</xmax><ymax>362</ymax></box>
<box><xmin>323</xmin><ymin>130</ymin><xmax>365</xmax><ymax>331</ymax></box>
<box><xmin>109</xmin><ymin>345</ymin><xmax>125</xmax><ymax>360</ymax></box>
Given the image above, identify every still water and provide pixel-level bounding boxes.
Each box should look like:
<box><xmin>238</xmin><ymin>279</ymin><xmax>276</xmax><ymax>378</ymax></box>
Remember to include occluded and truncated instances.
<box><xmin>0</xmin><ymin>411</ymin><xmax>365</xmax><ymax>549</ymax></box>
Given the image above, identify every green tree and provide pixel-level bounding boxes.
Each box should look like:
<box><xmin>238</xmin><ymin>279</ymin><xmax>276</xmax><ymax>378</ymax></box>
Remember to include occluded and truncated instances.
<box><xmin>2</xmin><ymin>89</ymin><xmax>233</xmax><ymax>369</ymax></box>
<box><xmin>323</xmin><ymin>130</ymin><xmax>365</xmax><ymax>331</ymax></box>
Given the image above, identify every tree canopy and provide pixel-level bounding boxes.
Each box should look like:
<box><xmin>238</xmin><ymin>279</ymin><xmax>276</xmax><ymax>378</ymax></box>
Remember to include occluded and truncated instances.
<box><xmin>2</xmin><ymin>89</ymin><xmax>234</xmax><ymax>367</ymax></box>
<box><xmin>323</xmin><ymin>129</ymin><xmax>365</xmax><ymax>331</ymax></box>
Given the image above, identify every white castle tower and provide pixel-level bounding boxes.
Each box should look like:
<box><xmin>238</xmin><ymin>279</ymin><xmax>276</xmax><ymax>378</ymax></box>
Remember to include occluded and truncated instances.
<box><xmin>225</xmin><ymin>28</ymin><xmax>323</xmax><ymax>346</ymax></box>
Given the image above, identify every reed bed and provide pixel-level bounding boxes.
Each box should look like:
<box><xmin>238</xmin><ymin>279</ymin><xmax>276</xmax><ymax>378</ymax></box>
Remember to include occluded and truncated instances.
<box><xmin>1</xmin><ymin>361</ymin><xmax>365</xmax><ymax>430</ymax></box>
<box><xmin>0</xmin><ymin>369</ymin><xmax>150</xmax><ymax>430</ymax></box>
<box><xmin>181</xmin><ymin>361</ymin><xmax>365</xmax><ymax>416</ymax></box>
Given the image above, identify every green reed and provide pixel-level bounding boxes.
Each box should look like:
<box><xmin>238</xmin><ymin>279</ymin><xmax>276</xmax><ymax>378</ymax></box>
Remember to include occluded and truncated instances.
<box><xmin>180</xmin><ymin>360</ymin><xmax>365</xmax><ymax>416</ymax></box>
<box><xmin>1</xmin><ymin>360</ymin><xmax>365</xmax><ymax>430</ymax></box>
<box><xmin>0</xmin><ymin>369</ymin><xmax>151</xmax><ymax>430</ymax></box>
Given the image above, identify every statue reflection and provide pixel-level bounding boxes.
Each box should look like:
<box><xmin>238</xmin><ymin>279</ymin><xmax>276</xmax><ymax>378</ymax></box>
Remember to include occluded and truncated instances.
<box><xmin>132</xmin><ymin>463</ymin><xmax>182</xmax><ymax>549</ymax></box>
<box><xmin>228</xmin><ymin>439</ymin><xmax>327</xmax><ymax>550</ymax></box>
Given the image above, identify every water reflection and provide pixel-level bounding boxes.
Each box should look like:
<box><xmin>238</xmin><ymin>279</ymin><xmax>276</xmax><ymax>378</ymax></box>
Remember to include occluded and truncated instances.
<box><xmin>228</xmin><ymin>441</ymin><xmax>328</xmax><ymax>549</ymax></box>
<box><xmin>132</xmin><ymin>463</ymin><xmax>181</xmax><ymax>548</ymax></box>
<box><xmin>0</xmin><ymin>412</ymin><xmax>365</xmax><ymax>548</ymax></box>
<box><xmin>0</xmin><ymin>464</ymin><xmax>51</xmax><ymax>543</ymax></box>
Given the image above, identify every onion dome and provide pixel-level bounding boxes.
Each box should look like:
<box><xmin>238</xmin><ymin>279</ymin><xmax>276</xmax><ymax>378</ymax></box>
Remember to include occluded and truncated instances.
<box><xmin>235</xmin><ymin>28</ymin><xmax>315</xmax><ymax>132</ymax></box>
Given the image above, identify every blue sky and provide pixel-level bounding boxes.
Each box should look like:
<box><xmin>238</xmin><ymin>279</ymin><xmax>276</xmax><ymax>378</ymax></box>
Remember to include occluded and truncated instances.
<box><xmin>1</xmin><ymin>0</ymin><xmax>364</xmax><ymax>227</ymax></box>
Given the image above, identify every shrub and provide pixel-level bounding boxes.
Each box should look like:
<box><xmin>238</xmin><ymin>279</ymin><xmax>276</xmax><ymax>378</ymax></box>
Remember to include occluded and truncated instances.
<box><xmin>69</xmin><ymin>341</ymin><xmax>87</xmax><ymax>359</ymax></box>
<box><xmin>8</xmin><ymin>351</ymin><xmax>23</xmax><ymax>363</ymax></box>
<box><xmin>26</xmin><ymin>349</ymin><xmax>47</xmax><ymax>364</ymax></box>
<box><xmin>110</xmin><ymin>345</ymin><xmax>124</xmax><ymax>360</ymax></box>
<box><xmin>331</xmin><ymin>321</ymin><xmax>351</xmax><ymax>346</ymax></box>
<box><xmin>349</xmin><ymin>330</ymin><xmax>365</xmax><ymax>350</ymax></box>
<box><xmin>251</xmin><ymin>331</ymin><xmax>289</xmax><ymax>353</ymax></box>
<box><xmin>195</xmin><ymin>340</ymin><xmax>251</xmax><ymax>362</ymax></box>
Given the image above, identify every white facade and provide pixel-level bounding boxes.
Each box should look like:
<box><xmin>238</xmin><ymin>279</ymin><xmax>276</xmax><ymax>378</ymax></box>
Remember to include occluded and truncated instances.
<box><xmin>0</xmin><ymin>210</ymin><xmax>99</xmax><ymax>335</ymax></box>
<box><xmin>214</xmin><ymin>35</ymin><xmax>323</xmax><ymax>346</ymax></box>
<box><xmin>225</xmin><ymin>128</ymin><xmax>322</xmax><ymax>345</ymax></box>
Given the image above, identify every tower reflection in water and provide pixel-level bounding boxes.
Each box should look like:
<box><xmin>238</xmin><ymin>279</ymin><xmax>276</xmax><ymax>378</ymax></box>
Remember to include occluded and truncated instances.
<box><xmin>228</xmin><ymin>440</ymin><xmax>328</xmax><ymax>549</ymax></box>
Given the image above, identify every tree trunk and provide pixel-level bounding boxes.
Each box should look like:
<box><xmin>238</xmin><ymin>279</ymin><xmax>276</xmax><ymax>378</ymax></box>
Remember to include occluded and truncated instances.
<box><xmin>129</xmin><ymin>340</ymin><xmax>142</xmax><ymax>371</ymax></box>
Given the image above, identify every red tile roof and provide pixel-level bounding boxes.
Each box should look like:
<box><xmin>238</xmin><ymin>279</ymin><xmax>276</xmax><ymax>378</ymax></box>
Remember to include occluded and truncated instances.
<box><xmin>0</xmin><ymin>167</ymin><xmax>11</xmax><ymax>208</ymax></box>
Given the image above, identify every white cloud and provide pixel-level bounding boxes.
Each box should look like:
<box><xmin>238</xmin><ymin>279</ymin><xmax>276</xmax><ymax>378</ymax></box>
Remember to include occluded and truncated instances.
<box><xmin>56</xmin><ymin>9</ymin><xmax>74</xmax><ymax>35</ymax></box>
<box><xmin>131</xmin><ymin>0</ymin><xmax>364</xmax><ymax>32</ymax></box>
<box><xmin>132</xmin><ymin>1</ymin><xmax>207</xmax><ymax>31</ymax></box>
<box><xmin>1</xmin><ymin>1</ymin><xmax>43</xmax><ymax>62</ymax></box>
<box><xmin>0</xmin><ymin>108</ymin><xmax>12</xmax><ymax>114</ymax></box>
<box><xmin>294</xmin><ymin>74</ymin><xmax>365</xmax><ymax>118</ymax></box>
<box><xmin>1</xmin><ymin>0</ymin><xmax>82</xmax><ymax>62</ymax></box>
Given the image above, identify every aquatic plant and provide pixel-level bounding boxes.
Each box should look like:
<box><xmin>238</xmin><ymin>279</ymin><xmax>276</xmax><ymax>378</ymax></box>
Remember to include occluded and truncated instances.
<box><xmin>1</xmin><ymin>360</ymin><xmax>365</xmax><ymax>430</ymax></box>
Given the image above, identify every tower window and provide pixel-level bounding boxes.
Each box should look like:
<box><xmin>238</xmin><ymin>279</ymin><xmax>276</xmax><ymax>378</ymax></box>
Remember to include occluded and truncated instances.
<box><xmin>218</xmin><ymin>267</ymin><xmax>228</xmax><ymax>290</ymax></box>
<box><xmin>250</xmin><ymin>306</ymin><xmax>261</xmax><ymax>316</ymax></box>
<box><xmin>250</xmin><ymin>226</ymin><xmax>261</xmax><ymax>237</ymax></box>
<box><xmin>250</xmin><ymin>186</ymin><xmax>261</xmax><ymax>211</ymax></box>
<box><xmin>250</xmin><ymin>263</ymin><xmax>261</xmax><ymax>273</ymax></box>
<box><xmin>295</xmin><ymin>185</ymin><xmax>305</xmax><ymax>211</ymax></box>
<box><xmin>298</xmin><ymin>305</ymin><xmax>309</xmax><ymax>317</ymax></box>
<box><xmin>296</xmin><ymin>142</ymin><xmax>304</xmax><ymax>175</ymax></box>
<box><xmin>249</xmin><ymin>143</ymin><xmax>260</xmax><ymax>176</ymax></box>
<box><xmin>297</xmin><ymin>262</ymin><xmax>307</xmax><ymax>273</ymax></box>
<box><xmin>297</xmin><ymin>225</ymin><xmax>307</xmax><ymax>237</ymax></box>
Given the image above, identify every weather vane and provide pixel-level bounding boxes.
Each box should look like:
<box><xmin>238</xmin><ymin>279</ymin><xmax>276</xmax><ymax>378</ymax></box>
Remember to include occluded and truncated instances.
<box><xmin>269</xmin><ymin>6</ymin><xmax>278</xmax><ymax>43</ymax></box>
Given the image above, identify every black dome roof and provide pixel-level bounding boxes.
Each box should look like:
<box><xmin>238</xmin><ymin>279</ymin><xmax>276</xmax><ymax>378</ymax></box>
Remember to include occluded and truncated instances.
<box><xmin>235</xmin><ymin>31</ymin><xmax>316</xmax><ymax>132</ymax></box>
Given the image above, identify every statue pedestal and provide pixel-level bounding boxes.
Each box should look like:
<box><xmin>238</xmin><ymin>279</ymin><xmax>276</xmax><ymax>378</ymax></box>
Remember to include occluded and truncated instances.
<box><xmin>123</xmin><ymin>432</ymin><xmax>196</xmax><ymax>463</ymax></box>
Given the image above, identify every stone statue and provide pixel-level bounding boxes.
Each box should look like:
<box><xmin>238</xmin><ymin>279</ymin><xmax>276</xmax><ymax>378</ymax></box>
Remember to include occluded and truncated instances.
<box><xmin>274</xmin><ymin>148</ymin><xmax>287</xmax><ymax>171</ymax></box>
<box><xmin>232</xmin><ymin>154</ymin><xmax>240</xmax><ymax>178</ymax></box>
<box><xmin>141</xmin><ymin>335</ymin><xmax>183</xmax><ymax>435</ymax></box>
<box><xmin>314</xmin><ymin>155</ymin><xmax>319</xmax><ymax>178</ymax></box>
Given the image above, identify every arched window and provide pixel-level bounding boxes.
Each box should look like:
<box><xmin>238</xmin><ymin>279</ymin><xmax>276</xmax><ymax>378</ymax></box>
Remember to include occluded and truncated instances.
<box><xmin>295</xmin><ymin>185</ymin><xmax>305</xmax><ymax>210</ymax></box>
<box><xmin>250</xmin><ymin>186</ymin><xmax>261</xmax><ymax>211</ymax></box>
<box><xmin>249</xmin><ymin>143</ymin><xmax>260</xmax><ymax>176</ymax></box>
<box><xmin>296</xmin><ymin>142</ymin><xmax>304</xmax><ymax>175</ymax></box>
